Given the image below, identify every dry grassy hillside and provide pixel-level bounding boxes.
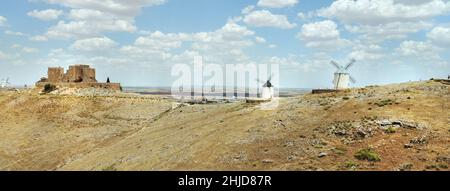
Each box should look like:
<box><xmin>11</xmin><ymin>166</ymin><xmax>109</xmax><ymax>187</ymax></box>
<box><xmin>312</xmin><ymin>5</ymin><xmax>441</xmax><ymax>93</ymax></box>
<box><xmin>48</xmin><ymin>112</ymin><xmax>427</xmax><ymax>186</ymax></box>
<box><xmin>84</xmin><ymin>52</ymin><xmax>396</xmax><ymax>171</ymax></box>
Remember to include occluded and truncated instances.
<box><xmin>0</xmin><ymin>80</ymin><xmax>448</xmax><ymax>171</ymax></box>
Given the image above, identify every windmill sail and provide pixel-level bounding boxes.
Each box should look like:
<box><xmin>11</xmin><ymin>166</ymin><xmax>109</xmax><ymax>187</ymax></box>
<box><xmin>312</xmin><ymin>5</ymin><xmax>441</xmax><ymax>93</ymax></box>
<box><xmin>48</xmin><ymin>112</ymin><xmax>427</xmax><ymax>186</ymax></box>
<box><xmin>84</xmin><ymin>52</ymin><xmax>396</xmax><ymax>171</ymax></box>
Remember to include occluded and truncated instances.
<box><xmin>330</xmin><ymin>61</ymin><xmax>342</xmax><ymax>70</ymax></box>
<box><xmin>345</xmin><ymin>59</ymin><xmax>356</xmax><ymax>70</ymax></box>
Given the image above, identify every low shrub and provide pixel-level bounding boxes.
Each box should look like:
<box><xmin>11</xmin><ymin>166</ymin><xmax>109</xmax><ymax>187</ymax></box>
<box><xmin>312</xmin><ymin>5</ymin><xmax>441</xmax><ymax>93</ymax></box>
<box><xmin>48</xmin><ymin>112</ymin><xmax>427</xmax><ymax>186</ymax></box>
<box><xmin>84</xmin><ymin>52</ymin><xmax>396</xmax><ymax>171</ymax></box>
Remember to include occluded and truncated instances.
<box><xmin>43</xmin><ymin>84</ymin><xmax>56</xmax><ymax>93</ymax></box>
<box><xmin>354</xmin><ymin>148</ymin><xmax>381</xmax><ymax>162</ymax></box>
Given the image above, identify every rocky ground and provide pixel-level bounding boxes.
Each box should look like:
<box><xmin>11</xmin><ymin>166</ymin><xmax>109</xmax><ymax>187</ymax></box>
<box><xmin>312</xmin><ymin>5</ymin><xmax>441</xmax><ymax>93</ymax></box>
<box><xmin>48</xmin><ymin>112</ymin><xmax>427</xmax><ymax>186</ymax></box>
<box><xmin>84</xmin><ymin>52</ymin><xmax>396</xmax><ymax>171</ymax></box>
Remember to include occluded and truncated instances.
<box><xmin>0</xmin><ymin>80</ymin><xmax>448</xmax><ymax>171</ymax></box>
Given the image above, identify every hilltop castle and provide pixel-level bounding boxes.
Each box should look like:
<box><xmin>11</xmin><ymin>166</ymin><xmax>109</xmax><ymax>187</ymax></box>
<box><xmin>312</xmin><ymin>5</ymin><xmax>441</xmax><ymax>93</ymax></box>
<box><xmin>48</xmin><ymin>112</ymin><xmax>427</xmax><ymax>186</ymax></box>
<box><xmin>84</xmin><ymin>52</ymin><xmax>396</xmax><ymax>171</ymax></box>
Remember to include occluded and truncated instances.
<box><xmin>36</xmin><ymin>64</ymin><xmax>121</xmax><ymax>91</ymax></box>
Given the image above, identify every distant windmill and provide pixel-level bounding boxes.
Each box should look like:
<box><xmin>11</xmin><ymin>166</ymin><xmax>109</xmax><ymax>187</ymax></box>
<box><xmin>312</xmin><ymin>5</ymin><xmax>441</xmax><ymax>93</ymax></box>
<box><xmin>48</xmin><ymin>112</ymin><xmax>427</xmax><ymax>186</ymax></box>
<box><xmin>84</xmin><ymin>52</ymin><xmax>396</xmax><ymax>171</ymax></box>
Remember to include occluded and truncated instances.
<box><xmin>330</xmin><ymin>59</ymin><xmax>356</xmax><ymax>90</ymax></box>
<box><xmin>0</xmin><ymin>77</ymin><xmax>11</xmax><ymax>88</ymax></box>
<box><xmin>257</xmin><ymin>74</ymin><xmax>274</xmax><ymax>100</ymax></box>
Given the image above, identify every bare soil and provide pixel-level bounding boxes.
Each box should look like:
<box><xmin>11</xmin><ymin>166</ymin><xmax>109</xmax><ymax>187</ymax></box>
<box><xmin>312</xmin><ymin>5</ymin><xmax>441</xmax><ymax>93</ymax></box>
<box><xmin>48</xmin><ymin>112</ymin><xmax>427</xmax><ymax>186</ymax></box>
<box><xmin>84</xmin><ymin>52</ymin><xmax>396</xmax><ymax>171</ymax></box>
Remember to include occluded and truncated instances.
<box><xmin>0</xmin><ymin>80</ymin><xmax>448</xmax><ymax>171</ymax></box>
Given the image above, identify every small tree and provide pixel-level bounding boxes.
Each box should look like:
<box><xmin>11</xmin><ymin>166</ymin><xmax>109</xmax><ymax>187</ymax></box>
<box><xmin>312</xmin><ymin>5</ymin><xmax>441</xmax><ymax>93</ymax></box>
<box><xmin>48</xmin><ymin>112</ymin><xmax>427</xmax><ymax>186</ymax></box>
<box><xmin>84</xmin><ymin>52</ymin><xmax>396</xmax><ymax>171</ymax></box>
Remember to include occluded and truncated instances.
<box><xmin>107</xmin><ymin>77</ymin><xmax>110</xmax><ymax>83</ymax></box>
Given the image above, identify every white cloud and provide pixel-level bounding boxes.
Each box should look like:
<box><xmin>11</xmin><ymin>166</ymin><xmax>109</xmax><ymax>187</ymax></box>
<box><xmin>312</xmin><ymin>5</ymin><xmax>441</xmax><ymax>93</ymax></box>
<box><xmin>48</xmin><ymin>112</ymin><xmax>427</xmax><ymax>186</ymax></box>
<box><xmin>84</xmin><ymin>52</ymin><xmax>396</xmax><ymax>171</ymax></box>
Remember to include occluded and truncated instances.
<box><xmin>242</xmin><ymin>5</ymin><xmax>255</xmax><ymax>14</ymax></box>
<box><xmin>46</xmin><ymin>19</ymin><xmax>136</xmax><ymax>39</ymax></box>
<box><xmin>345</xmin><ymin>22</ymin><xmax>433</xmax><ymax>42</ymax></box>
<box><xmin>30</xmin><ymin>35</ymin><xmax>49</xmax><ymax>41</ymax></box>
<box><xmin>349</xmin><ymin>43</ymin><xmax>384</xmax><ymax>61</ymax></box>
<box><xmin>349</xmin><ymin>50</ymin><xmax>383</xmax><ymax>61</ymax></box>
<box><xmin>133</xmin><ymin>31</ymin><xmax>188</xmax><ymax>50</ymax></box>
<box><xmin>427</xmin><ymin>26</ymin><xmax>450</xmax><ymax>47</ymax></box>
<box><xmin>22</xmin><ymin>47</ymin><xmax>39</xmax><ymax>53</ymax></box>
<box><xmin>318</xmin><ymin>0</ymin><xmax>450</xmax><ymax>25</ymax></box>
<box><xmin>264</xmin><ymin>54</ymin><xmax>327</xmax><ymax>73</ymax></box>
<box><xmin>27</xmin><ymin>9</ymin><xmax>63</xmax><ymax>21</ymax></box>
<box><xmin>190</xmin><ymin>21</ymin><xmax>256</xmax><ymax>63</ymax></box>
<box><xmin>118</xmin><ymin>20</ymin><xmax>257</xmax><ymax>66</ymax></box>
<box><xmin>0</xmin><ymin>16</ymin><xmax>6</xmax><ymax>26</ymax></box>
<box><xmin>298</xmin><ymin>20</ymin><xmax>351</xmax><ymax>50</ymax></box>
<box><xmin>38</xmin><ymin>0</ymin><xmax>167</xmax><ymax>40</ymax></box>
<box><xmin>257</xmin><ymin>0</ymin><xmax>299</xmax><ymax>8</ymax></box>
<box><xmin>299</xmin><ymin>20</ymin><xmax>339</xmax><ymax>41</ymax></box>
<box><xmin>42</xmin><ymin>0</ymin><xmax>166</xmax><ymax>18</ymax></box>
<box><xmin>243</xmin><ymin>10</ymin><xmax>296</xmax><ymax>29</ymax></box>
<box><xmin>68</xmin><ymin>9</ymin><xmax>109</xmax><ymax>20</ymax></box>
<box><xmin>71</xmin><ymin>36</ymin><xmax>118</xmax><ymax>51</ymax></box>
<box><xmin>394</xmin><ymin>0</ymin><xmax>441</xmax><ymax>6</ymax></box>
<box><xmin>318</xmin><ymin>0</ymin><xmax>450</xmax><ymax>49</ymax></box>
<box><xmin>255</xmin><ymin>36</ymin><xmax>266</xmax><ymax>43</ymax></box>
<box><xmin>0</xmin><ymin>51</ymin><xmax>8</xmax><ymax>60</ymax></box>
<box><xmin>4</xmin><ymin>30</ymin><xmax>26</xmax><ymax>36</ymax></box>
<box><xmin>394</xmin><ymin>40</ymin><xmax>449</xmax><ymax>67</ymax></box>
<box><xmin>297</xmin><ymin>12</ymin><xmax>314</xmax><ymax>20</ymax></box>
<box><xmin>11</xmin><ymin>44</ymin><xmax>22</xmax><ymax>49</ymax></box>
<box><xmin>38</xmin><ymin>20</ymin><xmax>255</xmax><ymax>76</ymax></box>
<box><xmin>395</xmin><ymin>40</ymin><xmax>440</xmax><ymax>59</ymax></box>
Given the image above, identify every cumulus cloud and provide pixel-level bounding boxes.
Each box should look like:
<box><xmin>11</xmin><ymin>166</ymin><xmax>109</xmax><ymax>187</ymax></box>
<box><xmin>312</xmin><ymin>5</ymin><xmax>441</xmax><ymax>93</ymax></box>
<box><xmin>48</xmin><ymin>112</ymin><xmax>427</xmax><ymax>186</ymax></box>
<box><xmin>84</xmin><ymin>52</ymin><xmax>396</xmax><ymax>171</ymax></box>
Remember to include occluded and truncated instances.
<box><xmin>243</xmin><ymin>10</ymin><xmax>296</xmax><ymax>29</ymax></box>
<box><xmin>35</xmin><ymin>20</ymin><xmax>258</xmax><ymax>81</ymax></box>
<box><xmin>71</xmin><ymin>36</ymin><xmax>118</xmax><ymax>51</ymax></box>
<box><xmin>393</xmin><ymin>0</ymin><xmax>440</xmax><ymax>6</ymax></box>
<box><xmin>0</xmin><ymin>50</ymin><xmax>8</xmax><ymax>60</ymax></box>
<box><xmin>0</xmin><ymin>16</ymin><xmax>6</xmax><ymax>26</ymax></box>
<box><xmin>345</xmin><ymin>22</ymin><xmax>433</xmax><ymax>42</ymax></box>
<box><xmin>22</xmin><ymin>47</ymin><xmax>39</xmax><ymax>53</ymax></box>
<box><xmin>395</xmin><ymin>40</ymin><xmax>440</xmax><ymax>59</ymax></box>
<box><xmin>427</xmin><ymin>26</ymin><xmax>450</xmax><ymax>47</ymax></box>
<box><xmin>297</xmin><ymin>12</ymin><xmax>315</xmax><ymax>20</ymax></box>
<box><xmin>255</xmin><ymin>36</ymin><xmax>266</xmax><ymax>43</ymax></box>
<box><xmin>241</xmin><ymin>5</ymin><xmax>255</xmax><ymax>14</ymax></box>
<box><xmin>30</xmin><ymin>35</ymin><xmax>49</xmax><ymax>42</ymax></box>
<box><xmin>299</xmin><ymin>20</ymin><xmax>339</xmax><ymax>41</ymax></box>
<box><xmin>4</xmin><ymin>30</ymin><xmax>26</xmax><ymax>36</ymax></box>
<box><xmin>39</xmin><ymin>0</ymin><xmax>166</xmax><ymax>39</ymax></box>
<box><xmin>298</xmin><ymin>20</ymin><xmax>350</xmax><ymax>50</ymax></box>
<box><xmin>318</xmin><ymin>0</ymin><xmax>450</xmax><ymax>43</ymax></box>
<box><xmin>318</xmin><ymin>0</ymin><xmax>450</xmax><ymax>25</ymax></box>
<box><xmin>46</xmin><ymin>19</ymin><xmax>136</xmax><ymax>39</ymax></box>
<box><xmin>121</xmin><ymin>20</ymin><xmax>256</xmax><ymax>64</ymax></box>
<box><xmin>348</xmin><ymin>43</ymin><xmax>384</xmax><ymax>61</ymax></box>
<box><xmin>42</xmin><ymin>0</ymin><xmax>166</xmax><ymax>18</ymax></box>
<box><xmin>257</xmin><ymin>0</ymin><xmax>299</xmax><ymax>8</ymax></box>
<box><xmin>27</xmin><ymin>9</ymin><xmax>63</xmax><ymax>21</ymax></box>
<box><xmin>133</xmin><ymin>31</ymin><xmax>189</xmax><ymax>51</ymax></box>
<box><xmin>264</xmin><ymin>55</ymin><xmax>321</xmax><ymax>72</ymax></box>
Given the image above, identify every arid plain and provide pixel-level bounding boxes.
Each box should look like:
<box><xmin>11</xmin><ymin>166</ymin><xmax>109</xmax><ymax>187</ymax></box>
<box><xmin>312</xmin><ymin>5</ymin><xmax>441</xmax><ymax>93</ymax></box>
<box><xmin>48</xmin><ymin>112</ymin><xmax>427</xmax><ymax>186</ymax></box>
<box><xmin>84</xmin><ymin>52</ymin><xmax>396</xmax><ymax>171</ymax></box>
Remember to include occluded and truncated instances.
<box><xmin>0</xmin><ymin>80</ymin><xmax>448</xmax><ymax>171</ymax></box>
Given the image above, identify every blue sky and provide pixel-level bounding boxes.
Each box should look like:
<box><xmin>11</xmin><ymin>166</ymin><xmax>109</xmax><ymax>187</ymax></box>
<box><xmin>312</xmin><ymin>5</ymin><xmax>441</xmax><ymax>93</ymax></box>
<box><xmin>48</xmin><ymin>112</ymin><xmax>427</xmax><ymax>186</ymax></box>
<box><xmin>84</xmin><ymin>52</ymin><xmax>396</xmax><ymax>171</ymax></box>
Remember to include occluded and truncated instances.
<box><xmin>0</xmin><ymin>0</ymin><xmax>449</xmax><ymax>88</ymax></box>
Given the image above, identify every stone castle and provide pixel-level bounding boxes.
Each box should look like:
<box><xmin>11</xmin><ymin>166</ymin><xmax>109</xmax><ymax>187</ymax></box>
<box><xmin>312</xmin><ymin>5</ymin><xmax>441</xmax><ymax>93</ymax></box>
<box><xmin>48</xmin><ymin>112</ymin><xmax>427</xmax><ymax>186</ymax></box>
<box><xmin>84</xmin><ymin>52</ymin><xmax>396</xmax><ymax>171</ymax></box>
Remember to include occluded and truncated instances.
<box><xmin>36</xmin><ymin>64</ymin><xmax>121</xmax><ymax>91</ymax></box>
<box><xmin>47</xmin><ymin>65</ymin><xmax>97</xmax><ymax>83</ymax></box>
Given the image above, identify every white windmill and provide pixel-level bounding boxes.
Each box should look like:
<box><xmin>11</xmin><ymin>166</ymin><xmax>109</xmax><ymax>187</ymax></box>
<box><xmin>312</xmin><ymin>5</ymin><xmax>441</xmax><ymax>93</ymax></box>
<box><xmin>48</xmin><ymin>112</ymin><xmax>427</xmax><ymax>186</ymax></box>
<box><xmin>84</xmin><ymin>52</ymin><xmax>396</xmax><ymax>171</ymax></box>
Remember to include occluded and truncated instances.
<box><xmin>330</xmin><ymin>59</ymin><xmax>356</xmax><ymax>90</ymax></box>
<box><xmin>257</xmin><ymin>74</ymin><xmax>274</xmax><ymax>100</ymax></box>
<box><xmin>0</xmin><ymin>77</ymin><xmax>11</xmax><ymax>88</ymax></box>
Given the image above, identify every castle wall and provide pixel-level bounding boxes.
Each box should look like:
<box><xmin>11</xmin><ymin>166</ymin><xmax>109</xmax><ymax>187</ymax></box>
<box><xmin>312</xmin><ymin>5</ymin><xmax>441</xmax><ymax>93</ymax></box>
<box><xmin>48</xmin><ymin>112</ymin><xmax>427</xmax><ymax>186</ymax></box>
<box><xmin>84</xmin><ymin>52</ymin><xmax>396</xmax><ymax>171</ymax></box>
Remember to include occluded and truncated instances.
<box><xmin>85</xmin><ymin>68</ymin><xmax>96</xmax><ymax>82</ymax></box>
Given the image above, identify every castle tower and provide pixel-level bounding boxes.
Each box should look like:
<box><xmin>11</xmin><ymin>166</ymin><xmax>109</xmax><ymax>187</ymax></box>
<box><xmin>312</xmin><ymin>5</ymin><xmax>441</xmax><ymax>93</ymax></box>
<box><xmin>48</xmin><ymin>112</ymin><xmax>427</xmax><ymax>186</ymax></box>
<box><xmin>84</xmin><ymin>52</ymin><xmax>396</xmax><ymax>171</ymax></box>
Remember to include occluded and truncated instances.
<box><xmin>47</xmin><ymin>67</ymin><xmax>64</xmax><ymax>83</ymax></box>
